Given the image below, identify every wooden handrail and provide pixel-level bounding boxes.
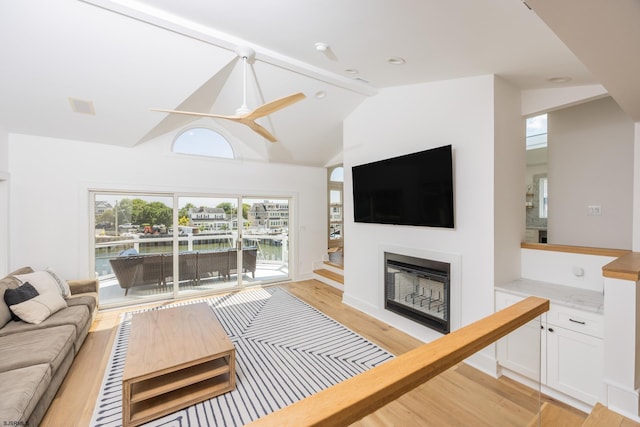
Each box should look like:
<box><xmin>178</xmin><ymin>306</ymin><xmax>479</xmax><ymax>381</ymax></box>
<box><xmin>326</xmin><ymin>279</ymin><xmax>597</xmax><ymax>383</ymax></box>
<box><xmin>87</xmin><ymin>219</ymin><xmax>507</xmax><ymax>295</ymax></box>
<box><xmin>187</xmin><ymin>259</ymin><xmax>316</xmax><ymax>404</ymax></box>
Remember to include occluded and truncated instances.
<box><xmin>247</xmin><ymin>296</ymin><xmax>549</xmax><ymax>427</ymax></box>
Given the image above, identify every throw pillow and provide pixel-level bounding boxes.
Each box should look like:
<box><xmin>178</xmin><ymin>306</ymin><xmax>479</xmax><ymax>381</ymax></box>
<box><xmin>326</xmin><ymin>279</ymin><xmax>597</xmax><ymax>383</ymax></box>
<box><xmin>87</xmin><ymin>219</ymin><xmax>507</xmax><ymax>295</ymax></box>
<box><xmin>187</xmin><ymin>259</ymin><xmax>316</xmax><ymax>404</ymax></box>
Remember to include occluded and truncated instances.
<box><xmin>13</xmin><ymin>269</ymin><xmax>70</xmax><ymax>298</ymax></box>
<box><xmin>45</xmin><ymin>268</ymin><xmax>71</xmax><ymax>298</ymax></box>
<box><xmin>9</xmin><ymin>290</ymin><xmax>67</xmax><ymax>324</ymax></box>
<box><xmin>3</xmin><ymin>282</ymin><xmax>39</xmax><ymax>321</ymax></box>
<box><xmin>0</xmin><ymin>267</ymin><xmax>34</xmax><ymax>327</ymax></box>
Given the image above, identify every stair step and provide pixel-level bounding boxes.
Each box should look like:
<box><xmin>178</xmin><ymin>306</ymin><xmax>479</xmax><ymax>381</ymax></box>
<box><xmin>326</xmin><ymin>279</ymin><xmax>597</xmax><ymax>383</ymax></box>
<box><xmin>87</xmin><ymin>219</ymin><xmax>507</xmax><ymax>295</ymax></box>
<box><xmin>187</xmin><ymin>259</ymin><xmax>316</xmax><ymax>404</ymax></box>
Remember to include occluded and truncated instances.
<box><xmin>323</xmin><ymin>260</ymin><xmax>343</xmax><ymax>270</ymax></box>
<box><xmin>314</xmin><ymin>268</ymin><xmax>344</xmax><ymax>284</ymax></box>
<box><xmin>582</xmin><ymin>403</ymin><xmax>640</xmax><ymax>427</ymax></box>
<box><xmin>526</xmin><ymin>402</ymin><xmax>584</xmax><ymax>427</ymax></box>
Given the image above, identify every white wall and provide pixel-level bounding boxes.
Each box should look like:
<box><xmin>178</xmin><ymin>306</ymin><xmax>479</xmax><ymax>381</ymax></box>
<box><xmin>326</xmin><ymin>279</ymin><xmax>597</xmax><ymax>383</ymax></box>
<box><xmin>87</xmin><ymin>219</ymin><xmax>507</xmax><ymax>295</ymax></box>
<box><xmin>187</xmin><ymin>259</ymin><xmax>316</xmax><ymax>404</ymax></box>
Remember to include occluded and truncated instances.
<box><xmin>7</xmin><ymin>133</ymin><xmax>327</xmax><ymax>281</ymax></box>
<box><xmin>0</xmin><ymin>128</ymin><xmax>7</xmax><ymax>172</ymax></box>
<box><xmin>0</xmin><ymin>128</ymin><xmax>8</xmax><ymax>276</ymax></box>
<box><xmin>634</xmin><ymin>122</ymin><xmax>640</xmax><ymax>251</ymax></box>
<box><xmin>521</xmin><ymin>248</ymin><xmax>615</xmax><ymax>292</ymax></box>
<box><xmin>343</xmin><ymin>75</ymin><xmax>507</xmax><ymax>343</ymax></box>
<box><xmin>549</xmin><ymin>97</ymin><xmax>634</xmax><ymax>249</ymax></box>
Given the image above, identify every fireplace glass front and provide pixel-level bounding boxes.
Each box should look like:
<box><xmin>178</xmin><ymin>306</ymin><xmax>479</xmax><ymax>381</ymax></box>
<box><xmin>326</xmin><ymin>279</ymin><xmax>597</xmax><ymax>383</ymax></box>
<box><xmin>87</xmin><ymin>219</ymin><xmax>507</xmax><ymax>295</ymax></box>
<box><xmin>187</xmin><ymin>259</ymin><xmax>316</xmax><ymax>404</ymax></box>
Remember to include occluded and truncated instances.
<box><xmin>385</xmin><ymin>252</ymin><xmax>450</xmax><ymax>334</ymax></box>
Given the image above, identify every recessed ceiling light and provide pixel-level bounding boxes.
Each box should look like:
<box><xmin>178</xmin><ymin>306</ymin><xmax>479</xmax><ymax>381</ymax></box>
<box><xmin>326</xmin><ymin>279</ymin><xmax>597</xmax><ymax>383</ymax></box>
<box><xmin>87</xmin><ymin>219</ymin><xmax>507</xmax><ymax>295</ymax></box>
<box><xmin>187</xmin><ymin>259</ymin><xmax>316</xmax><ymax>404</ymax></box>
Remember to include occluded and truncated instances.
<box><xmin>547</xmin><ymin>76</ymin><xmax>572</xmax><ymax>84</ymax></box>
<box><xmin>315</xmin><ymin>42</ymin><xmax>329</xmax><ymax>52</ymax></box>
<box><xmin>315</xmin><ymin>90</ymin><xmax>327</xmax><ymax>99</ymax></box>
<box><xmin>387</xmin><ymin>56</ymin><xmax>406</xmax><ymax>65</ymax></box>
<box><xmin>344</xmin><ymin>68</ymin><xmax>359</xmax><ymax>74</ymax></box>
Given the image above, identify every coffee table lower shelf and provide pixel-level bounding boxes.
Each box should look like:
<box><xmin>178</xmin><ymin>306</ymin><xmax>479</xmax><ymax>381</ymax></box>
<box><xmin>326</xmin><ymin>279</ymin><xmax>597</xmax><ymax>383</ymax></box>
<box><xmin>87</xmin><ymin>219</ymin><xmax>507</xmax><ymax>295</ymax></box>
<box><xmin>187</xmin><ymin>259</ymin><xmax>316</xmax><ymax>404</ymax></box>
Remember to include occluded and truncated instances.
<box><xmin>123</xmin><ymin>354</ymin><xmax>235</xmax><ymax>427</ymax></box>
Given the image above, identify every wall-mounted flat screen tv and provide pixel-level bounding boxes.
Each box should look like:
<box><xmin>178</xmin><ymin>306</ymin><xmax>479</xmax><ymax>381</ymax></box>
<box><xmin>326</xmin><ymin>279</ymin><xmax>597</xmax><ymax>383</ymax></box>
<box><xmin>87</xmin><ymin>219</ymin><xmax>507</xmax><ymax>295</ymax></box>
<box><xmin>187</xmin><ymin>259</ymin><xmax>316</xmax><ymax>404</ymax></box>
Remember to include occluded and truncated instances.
<box><xmin>352</xmin><ymin>144</ymin><xmax>454</xmax><ymax>228</ymax></box>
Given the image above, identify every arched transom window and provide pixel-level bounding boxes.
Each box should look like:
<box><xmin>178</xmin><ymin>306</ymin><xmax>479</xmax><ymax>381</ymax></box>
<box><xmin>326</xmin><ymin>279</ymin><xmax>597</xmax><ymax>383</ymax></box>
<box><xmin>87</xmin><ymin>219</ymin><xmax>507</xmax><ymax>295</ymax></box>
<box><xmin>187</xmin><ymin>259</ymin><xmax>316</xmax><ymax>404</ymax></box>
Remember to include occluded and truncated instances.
<box><xmin>172</xmin><ymin>127</ymin><xmax>234</xmax><ymax>159</ymax></box>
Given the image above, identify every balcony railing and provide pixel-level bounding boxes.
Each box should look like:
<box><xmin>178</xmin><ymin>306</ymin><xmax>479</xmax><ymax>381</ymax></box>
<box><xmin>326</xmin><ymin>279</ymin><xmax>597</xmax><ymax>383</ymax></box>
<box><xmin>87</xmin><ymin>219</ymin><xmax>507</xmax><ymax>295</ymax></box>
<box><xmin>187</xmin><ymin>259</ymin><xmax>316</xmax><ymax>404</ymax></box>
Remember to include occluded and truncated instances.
<box><xmin>95</xmin><ymin>231</ymin><xmax>288</xmax><ymax>279</ymax></box>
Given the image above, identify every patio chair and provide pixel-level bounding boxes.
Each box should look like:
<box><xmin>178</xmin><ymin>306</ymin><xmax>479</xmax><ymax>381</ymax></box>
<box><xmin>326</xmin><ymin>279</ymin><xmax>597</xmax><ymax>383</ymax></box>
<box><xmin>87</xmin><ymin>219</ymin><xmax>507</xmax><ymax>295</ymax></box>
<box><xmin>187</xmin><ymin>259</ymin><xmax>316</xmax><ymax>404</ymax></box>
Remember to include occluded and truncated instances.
<box><xmin>162</xmin><ymin>252</ymin><xmax>198</xmax><ymax>285</ymax></box>
<box><xmin>227</xmin><ymin>247</ymin><xmax>258</xmax><ymax>279</ymax></box>
<box><xmin>109</xmin><ymin>254</ymin><xmax>163</xmax><ymax>295</ymax></box>
<box><xmin>196</xmin><ymin>251</ymin><xmax>229</xmax><ymax>282</ymax></box>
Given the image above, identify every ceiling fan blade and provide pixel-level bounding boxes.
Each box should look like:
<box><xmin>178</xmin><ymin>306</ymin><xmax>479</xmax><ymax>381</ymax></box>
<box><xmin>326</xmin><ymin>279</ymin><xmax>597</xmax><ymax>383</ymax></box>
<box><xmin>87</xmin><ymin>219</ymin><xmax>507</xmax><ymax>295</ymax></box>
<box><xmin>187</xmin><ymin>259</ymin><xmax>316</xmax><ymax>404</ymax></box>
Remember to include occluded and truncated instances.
<box><xmin>244</xmin><ymin>92</ymin><xmax>306</xmax><ymax>120</ymax></box>
<box><xmin>152</xmin><ymin>107</ymin><xmax>277</xmax><ymax>142</ymax></box>
<box><xmin>243</xmin><ymin>120</ymin><xmax>278</xmax><ymax>142</ymax></box>
<box><xmin>150</xmin><ymin>108</ymin><xmax>240</xmax><ymax>120</ymax></box>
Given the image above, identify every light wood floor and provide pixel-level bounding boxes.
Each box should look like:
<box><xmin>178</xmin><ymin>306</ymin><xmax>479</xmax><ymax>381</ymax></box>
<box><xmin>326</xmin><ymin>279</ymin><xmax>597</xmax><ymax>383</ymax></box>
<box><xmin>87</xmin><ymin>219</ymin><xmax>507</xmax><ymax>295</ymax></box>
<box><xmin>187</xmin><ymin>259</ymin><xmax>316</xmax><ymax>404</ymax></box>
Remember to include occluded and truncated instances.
<box><xmin>41</xmin><ymin>280</ymin><xmax>586</xmax><ymax>426</ymax></box>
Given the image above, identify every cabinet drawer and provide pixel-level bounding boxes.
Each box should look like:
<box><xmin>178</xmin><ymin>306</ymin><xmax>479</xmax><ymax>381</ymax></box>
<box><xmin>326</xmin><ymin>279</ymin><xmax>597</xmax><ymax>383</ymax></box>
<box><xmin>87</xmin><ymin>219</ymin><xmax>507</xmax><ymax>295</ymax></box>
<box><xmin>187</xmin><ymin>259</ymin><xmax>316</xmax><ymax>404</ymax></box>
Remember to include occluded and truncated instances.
<box><xmin>547</xmin><ymin>305</ymin><xmax>603</xmax><ymax>338</ymax></box>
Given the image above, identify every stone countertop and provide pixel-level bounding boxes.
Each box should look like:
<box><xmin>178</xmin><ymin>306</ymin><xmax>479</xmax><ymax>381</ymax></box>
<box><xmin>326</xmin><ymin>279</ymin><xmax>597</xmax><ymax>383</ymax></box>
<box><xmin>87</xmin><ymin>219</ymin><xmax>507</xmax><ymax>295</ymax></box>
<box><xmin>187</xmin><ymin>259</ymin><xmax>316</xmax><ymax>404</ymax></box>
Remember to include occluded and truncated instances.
<box><xmin>495</xmin><ymin>278</ymin><xmax>604</xmax><ymax>314</ymax></box>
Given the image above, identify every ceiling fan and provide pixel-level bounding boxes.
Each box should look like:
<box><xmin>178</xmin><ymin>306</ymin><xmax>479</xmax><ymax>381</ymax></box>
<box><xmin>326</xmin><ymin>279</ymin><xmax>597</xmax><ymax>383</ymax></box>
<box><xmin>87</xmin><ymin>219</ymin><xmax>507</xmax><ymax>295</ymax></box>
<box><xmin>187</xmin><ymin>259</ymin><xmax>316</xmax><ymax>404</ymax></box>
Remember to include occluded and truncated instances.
<box><xmin>151</xmin><ymin>46</ymin><xmax>305</xmax><ymax>142</ymax></box>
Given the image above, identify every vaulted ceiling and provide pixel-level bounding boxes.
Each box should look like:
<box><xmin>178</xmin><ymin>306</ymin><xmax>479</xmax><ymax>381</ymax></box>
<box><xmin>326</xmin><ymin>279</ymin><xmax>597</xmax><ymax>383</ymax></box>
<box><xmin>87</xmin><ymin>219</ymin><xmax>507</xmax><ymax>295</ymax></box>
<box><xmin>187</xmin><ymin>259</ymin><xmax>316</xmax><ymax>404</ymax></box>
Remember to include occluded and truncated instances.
<box><xmin>1</xmin><ymin>0</ymin><xmax>637</xmax><ymax>167</ymax></box>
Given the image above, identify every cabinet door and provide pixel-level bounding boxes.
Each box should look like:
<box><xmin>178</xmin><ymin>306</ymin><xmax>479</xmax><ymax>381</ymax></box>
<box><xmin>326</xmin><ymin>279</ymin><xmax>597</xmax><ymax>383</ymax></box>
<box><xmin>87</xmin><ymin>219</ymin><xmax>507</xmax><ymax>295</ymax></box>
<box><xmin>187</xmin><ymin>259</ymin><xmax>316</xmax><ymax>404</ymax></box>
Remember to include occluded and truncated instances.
<box><xmin>546</xmin><ymin>325</ymin><xmax>603</xmax><ymax>405</ymax></box>
<box><xmin>496</xmin><ymin>292</ymin><xmax>545</xmax><ymax>382</ymax></box>
<box><xmin>497</xmin><ymin>320</ymin><xmax>544</xmax><ymax>382</ymax></box>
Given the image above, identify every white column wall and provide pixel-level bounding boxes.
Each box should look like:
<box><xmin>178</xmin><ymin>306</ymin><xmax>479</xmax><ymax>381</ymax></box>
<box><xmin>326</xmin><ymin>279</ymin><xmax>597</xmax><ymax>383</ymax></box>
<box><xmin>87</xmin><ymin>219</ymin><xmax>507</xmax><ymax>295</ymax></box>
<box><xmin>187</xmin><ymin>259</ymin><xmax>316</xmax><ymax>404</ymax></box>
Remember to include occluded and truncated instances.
<box><xmin>493</xmin><ymin>76</ymin><xmax>525</xmax><ymax>286</ymax></box>
<box><xmin>7</xmin><ymin>133</ymin><xmax>327</xmax><ymax>281</ymax></box>
<box><xmin>342</xmin><ymin>75</ymin><xmax>500</xmax><ymax>343</ymax></box>
<box><xmin>634</xmin><ymin>122</ymin><xmax>640</xmax><ymax>251</ymax></box>
<box><xmin>0</xmin><ymin>128</ymin><xmax>8</xmax><ymax>276</ymax></box>
<box><xmin>603</xmin><ymin>276</ymin><xmax>640</xmax><ymax>420</ymax></box>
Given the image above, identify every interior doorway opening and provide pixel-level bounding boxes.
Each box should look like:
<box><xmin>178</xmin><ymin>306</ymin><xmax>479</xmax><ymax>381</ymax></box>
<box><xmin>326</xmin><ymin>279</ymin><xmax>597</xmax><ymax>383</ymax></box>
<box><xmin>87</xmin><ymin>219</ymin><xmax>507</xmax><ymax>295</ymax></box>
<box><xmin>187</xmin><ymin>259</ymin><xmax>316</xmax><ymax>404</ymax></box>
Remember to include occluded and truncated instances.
<box><xmin>328</xmin><ymin>165</ymin><xmax>343</xmax><ymax>266</ymax></box>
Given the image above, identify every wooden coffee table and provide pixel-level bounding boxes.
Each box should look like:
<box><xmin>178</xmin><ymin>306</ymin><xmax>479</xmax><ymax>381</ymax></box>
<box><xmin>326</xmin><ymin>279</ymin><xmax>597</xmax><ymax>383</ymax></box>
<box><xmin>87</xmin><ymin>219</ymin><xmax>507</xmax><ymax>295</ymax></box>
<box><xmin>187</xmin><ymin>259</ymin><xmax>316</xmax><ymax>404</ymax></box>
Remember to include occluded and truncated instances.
<box><xmin>122</xmin><ymin>302</ymin><xmax>236</xmax><ymax>427</ymax></box>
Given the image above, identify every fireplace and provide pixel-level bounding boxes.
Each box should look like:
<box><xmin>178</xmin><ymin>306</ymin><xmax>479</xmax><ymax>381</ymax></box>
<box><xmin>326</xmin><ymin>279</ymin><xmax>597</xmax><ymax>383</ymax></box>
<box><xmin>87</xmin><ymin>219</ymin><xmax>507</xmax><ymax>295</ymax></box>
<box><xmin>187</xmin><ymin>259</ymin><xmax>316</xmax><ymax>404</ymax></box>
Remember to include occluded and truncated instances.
<box><xmin>384</xmin><ymin>252</ymin><xmax>450</xmax><ymax>334</ymax></box>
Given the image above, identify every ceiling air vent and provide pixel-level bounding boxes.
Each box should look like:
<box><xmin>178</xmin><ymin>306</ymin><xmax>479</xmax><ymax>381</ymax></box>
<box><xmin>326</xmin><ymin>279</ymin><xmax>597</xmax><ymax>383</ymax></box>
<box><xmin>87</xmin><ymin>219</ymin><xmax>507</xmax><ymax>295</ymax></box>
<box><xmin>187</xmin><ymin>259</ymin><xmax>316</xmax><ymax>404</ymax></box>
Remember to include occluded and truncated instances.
<box><xmin>68</xmin><ymin>97</ymin><xmax>96</xmax><ymax>115</ymax></box>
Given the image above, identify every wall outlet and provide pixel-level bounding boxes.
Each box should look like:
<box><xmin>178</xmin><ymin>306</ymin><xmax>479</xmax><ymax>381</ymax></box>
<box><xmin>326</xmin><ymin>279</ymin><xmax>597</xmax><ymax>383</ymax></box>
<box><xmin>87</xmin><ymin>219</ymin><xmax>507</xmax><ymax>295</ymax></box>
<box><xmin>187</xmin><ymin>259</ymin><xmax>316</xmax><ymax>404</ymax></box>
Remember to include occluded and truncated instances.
<box><xmin>587</xmin><ymin>205</ymin><xmax>602</xmax><ymax>216</ymax></box>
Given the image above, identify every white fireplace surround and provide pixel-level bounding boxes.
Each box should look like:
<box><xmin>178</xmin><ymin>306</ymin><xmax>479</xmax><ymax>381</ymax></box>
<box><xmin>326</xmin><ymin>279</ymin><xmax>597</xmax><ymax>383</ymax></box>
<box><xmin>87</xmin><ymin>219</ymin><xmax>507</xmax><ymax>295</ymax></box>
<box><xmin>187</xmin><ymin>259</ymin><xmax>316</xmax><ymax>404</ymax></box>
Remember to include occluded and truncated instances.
<box><xmin>379</xmin><ymin>244</ymin><xmax>461</xmax><ymax>340</ymax></box>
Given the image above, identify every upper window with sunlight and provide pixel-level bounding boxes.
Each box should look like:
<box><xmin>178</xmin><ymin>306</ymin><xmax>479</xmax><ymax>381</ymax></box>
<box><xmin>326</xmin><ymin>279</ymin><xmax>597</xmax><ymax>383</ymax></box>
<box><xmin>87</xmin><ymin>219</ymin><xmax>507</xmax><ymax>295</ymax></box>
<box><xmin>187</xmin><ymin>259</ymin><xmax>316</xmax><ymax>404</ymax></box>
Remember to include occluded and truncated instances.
<box><xmin>172</xmin><ymin>127</ymin><xmax>234</xmax><ymax>159</ymax></box>
<box><xmin>329</xmin><ymin>167</ymin><xmax>344</xmax><ymax>182</ymax></box>
<box><xmin>526</xmin><ymin>114</ymin><xmax>547</xmax><ymax>150</ymax></box>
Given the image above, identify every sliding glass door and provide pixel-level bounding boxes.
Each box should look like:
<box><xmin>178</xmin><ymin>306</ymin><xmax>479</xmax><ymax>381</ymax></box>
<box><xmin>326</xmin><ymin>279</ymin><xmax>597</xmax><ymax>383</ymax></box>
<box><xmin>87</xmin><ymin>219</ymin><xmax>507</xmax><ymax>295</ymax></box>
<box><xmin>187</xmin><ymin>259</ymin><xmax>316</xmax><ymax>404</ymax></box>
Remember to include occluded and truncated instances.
<box><xmin>242</xmin><ymin>197</ymin><xmax>290</xmax><ymax>283</ymax></box>
<box><xmin>175</xmin><ymin>196</ymin><xmax>239</xmax><ymax>297</ymax></box>
<box><xmin>92</xmin><ymin>191</ymin><xmax>291</xmax><ymax>307</ymax></box>
<box><xmin>93</xmin><ymin>192</ymin><xmax>174</xmax><ymax>305</ymax></box>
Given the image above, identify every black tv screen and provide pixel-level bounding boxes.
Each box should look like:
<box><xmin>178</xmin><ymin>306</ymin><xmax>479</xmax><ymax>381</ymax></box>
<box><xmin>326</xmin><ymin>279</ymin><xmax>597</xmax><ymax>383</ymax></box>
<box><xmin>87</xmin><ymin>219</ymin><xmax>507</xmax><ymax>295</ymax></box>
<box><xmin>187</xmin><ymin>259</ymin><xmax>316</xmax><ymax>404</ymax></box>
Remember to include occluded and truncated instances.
<box><xmin>352</xmin><ymin>144</ymin><xmax>454</xmax><ymax>228</ymax></box>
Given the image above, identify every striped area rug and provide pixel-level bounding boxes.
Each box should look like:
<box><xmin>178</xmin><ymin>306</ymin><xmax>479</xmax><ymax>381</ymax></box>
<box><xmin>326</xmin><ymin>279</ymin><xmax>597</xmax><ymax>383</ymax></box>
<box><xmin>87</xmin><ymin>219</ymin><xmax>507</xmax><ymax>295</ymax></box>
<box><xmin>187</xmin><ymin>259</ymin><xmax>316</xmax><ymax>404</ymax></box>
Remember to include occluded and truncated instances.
<box><xmin>91</xmin><ymin>287</ymin><xmax>394</xmax><ymax>426</ymax></box>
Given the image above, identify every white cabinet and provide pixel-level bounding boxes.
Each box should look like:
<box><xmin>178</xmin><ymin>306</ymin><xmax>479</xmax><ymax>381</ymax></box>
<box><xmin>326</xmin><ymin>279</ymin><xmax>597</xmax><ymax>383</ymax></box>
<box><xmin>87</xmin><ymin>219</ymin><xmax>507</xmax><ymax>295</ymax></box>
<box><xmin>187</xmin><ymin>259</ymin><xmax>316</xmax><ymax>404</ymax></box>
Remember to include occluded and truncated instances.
<box><xmin>496</xmin><ymin>292</ymin><xmax>545</xmax><ymax>382</ymax></box>
<box><xmin>496</xmin><ymin>291</ymin><xmax>604</xmax><ymax>406</ymax></box>
<box><xmin>545</xmin><ymin>304</ymin><xmax>604</xmax><ymax>405</ymax></box>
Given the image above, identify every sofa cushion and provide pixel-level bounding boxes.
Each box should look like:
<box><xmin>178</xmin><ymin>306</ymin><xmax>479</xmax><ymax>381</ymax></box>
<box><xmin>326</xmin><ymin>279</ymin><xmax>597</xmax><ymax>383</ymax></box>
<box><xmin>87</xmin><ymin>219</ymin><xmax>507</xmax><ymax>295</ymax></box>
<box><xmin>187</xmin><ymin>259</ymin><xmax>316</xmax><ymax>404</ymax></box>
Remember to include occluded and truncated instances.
<box><xmin>0</xmin><ymin>325</ymin><xmax>75</xmax><ymax>374</ymax></box>
<box><xmin>0</xmin><ymin>364</ymin><xmax>51</xmax><ymax>425</ymax></box>
<box><xmin>4</xmin><ymin>282</ymin><xmax>39</xmax><ymax>321</ymax></box>
<box><xmin>9</xmin><ymin>290</ymin><xmax>67</xmax><ymax>325</ymax></box>
<box><xmin>0</xmin><ymin>267</ymin><xmax>34</xmax><ymax>328</ymax></box>
<box><xmin>13</xmin><ymin>269</ymin><xmax>70</xmax><ymax>298</ymax></box>
<box><xmin>0</xmin><ymin>305</ymin><xmax>90</xmax><ymax>342</ymax></box>
<box><xmin>66</xmin><ymin>293</ymin><xmax>98</xmax><ymax>315</ymax></box>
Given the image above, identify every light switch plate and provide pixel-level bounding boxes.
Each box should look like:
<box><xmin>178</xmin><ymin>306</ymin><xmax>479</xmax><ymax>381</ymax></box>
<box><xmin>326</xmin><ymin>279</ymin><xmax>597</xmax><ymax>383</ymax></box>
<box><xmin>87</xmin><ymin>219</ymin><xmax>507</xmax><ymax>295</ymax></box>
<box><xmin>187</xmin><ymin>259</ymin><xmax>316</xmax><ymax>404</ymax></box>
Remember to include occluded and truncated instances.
<box><xmin>587</xmin><ymin>205</ymin><xmax>602</xmax><ymax>216</ymax></box>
